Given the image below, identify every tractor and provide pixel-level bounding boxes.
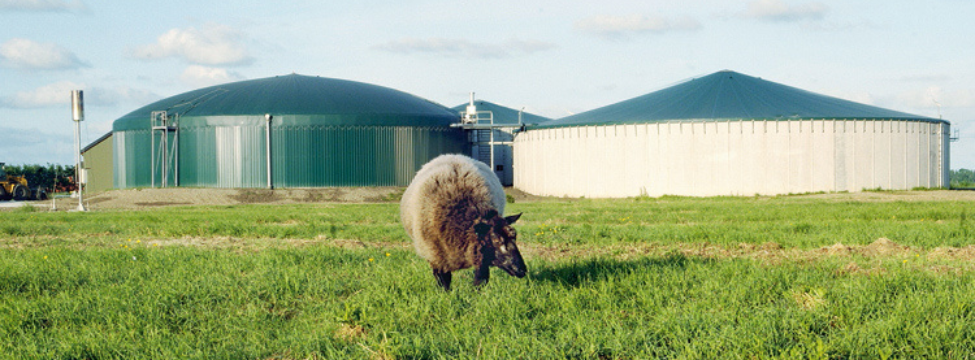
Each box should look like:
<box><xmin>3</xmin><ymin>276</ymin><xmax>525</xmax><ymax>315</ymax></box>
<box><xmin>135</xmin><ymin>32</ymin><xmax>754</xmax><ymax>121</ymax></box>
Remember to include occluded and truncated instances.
<box><xmin>0</xmin><ymin>162</ymin><xmax>47</xmax><ymax>201</ymax></box>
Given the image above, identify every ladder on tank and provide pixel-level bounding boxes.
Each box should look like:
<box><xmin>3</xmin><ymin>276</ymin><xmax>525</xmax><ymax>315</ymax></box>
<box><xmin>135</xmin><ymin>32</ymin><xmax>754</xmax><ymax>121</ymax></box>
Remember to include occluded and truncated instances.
<box><xmin>151</xmin><ymin>111</ymin><xmax>179</xmax><ymax>187</ymax></box>
<box><xmin>450</xmin><ymin>94</ymin><xmax>524</xmax><ymax>186</ymax></box>
<box><xmin>456</xmin><ymin>110</ymin><xmax>499</xmax><ymax>172</ymax></box>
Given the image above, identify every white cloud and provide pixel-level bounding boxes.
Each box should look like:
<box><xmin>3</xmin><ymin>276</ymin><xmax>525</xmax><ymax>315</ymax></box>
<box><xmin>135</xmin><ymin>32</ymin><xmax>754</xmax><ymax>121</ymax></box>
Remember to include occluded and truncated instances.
<box><xmin>0</xmin><ymin>38</ymin><xmax>87</xmax><ymax>70</ymax></box>
<box><xmin>0</xmin><ymin>81</ymin><xmax>159</xmax><ymax>108</ymax></box>
<box><xmin>505</xmin><ymin>39</ymin><xmax>557</xmax><ymax>55</ymax></box>
<box><xmin>743</xmin><ymin>0</ymin><xmax>828</xmax><ymax>22</ymax></box>
<box><xmin>575</xmin><ymin>14</ymin><xmax>702</xmax><ymax>39</ymax></box>
<box><xmin>0</xmin><ymin>0</ymin><xmax>87</xmax><ymax>12</ymax></box>
<box><xmin>86</xmin><ymin>85</ymin><xmax>159</xmax><ymax>107</ymax></box>
<box><xmin>129</xmin><ymin>23</ymin><xmax>253</xmax><ymax>66</ymax></box>
<box><xmin>373</xmin><ymin>38</ymin><xmax>556</xmax><ymax>59</ymax></box>
<box><xmin>179</xmin><ymin>65</ymin><xmax>245</xmax><ymax>88</ymax></box>
<box><xmin>0</xmin><ymin>81</ymin><xmax>82</xmax><ymax>108</ymax></box>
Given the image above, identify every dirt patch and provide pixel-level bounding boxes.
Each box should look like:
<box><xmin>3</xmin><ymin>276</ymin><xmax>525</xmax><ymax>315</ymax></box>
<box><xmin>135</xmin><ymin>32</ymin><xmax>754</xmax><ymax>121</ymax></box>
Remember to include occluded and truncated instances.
<box><xmin>790</xmin><ymin>289</ymin><xmax>826</xmax><ymax>310</ymax></box>
<box><xmin>15</xmin><ymin>188</ymin><xmax>975</xmax><ymax>212</ymax></box>
<box><xmin>835</xmin><ymin>261</ymin><xmax>887</xmax><ymax>276</ymax></box>
<box><xmin>505</xmin><ymin>187</ymin><xmax>549</xmax><ymax>202</ymax></box>
<box><xmin>928</xmin><ymin>246</ymin><xmax>975</xmax><ymax>260</ymax></box>
<box><xmin>230</xmin><ymin>189</ymin><xmax>282</xmax><ymax>204</ymax></box>
<box><xmin>861</xmin><ymin>237</ymin><xmax>910</xmax><ymax>256</ymax></box>
<box><xmin>838</xmin><ymin>262</ymin><xmax>864</xmax><ymax>274</ymax></box>
<box><xmin>519</xmin><ymin>237</ymin><xmax>975</xmax><ymax>273</ymax></box>
<box><xmin>145</xmin><ymin>236</ymin><xmax>411</xmax><ymax>252</ymax></box>
<box><xmin>821</xmin><ymin>243</ymin><xmax>853</xmax><ymax>255</ymax></box>
<box><xmin>32</xmin><ymin>187</ymin><xmax>411</xmax><ymax>211</ymax></box>
<box><xmin>334</xmin><ymin>324</ymin><xmax>368</xmax><ymax>342</ymax></box>
<box><xmin>85</xmin><ymin>196</ymin><xmax>115</xmax><ymax>205</ymax></box>
<box><xmin>135</xmin><ymin>202</ymin><xmax>192</xmax><ymax>207</ymax></box>
<box><xmin>794</xmin><ymin>189</ymin><xmax>975</xmax><ymax>203</ymax></box>
<box><xmin>297</xmin><ymin>188</ymin><xmax>348</xmax><ymax>203</ymax></box>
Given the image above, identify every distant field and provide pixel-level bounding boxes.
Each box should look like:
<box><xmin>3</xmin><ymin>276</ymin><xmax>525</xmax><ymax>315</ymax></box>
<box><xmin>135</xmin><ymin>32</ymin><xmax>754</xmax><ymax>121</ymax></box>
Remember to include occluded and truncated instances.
<box><xmin>2</xmin><ymin>195</ymin><xmax>975</xmax><ymax>359</ymax></box>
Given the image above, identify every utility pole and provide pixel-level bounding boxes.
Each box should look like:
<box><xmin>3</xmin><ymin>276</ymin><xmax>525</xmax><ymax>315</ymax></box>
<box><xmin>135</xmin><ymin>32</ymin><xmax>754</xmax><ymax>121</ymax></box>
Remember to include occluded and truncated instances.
<box><xmin>71</xmin><ymin>90</ymin><xmax>86</xmax><ymax>211</ymax></box>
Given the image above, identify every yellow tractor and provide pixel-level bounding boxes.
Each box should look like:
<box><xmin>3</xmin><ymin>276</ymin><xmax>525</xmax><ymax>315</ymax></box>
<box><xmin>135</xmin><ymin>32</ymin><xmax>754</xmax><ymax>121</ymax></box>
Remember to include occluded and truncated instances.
<box><xmin>0</xmin><ymin>163</ymin><xmax>47</xmax><ymax>201</ymax></box>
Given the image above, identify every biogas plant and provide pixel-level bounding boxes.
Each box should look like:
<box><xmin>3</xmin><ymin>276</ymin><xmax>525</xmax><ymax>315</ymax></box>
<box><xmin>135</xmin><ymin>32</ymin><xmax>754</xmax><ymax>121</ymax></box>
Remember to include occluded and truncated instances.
<box><xmin>82</xmin><ymin>70</ymin><xmax>951</xmax><ymax>197</ymax></box>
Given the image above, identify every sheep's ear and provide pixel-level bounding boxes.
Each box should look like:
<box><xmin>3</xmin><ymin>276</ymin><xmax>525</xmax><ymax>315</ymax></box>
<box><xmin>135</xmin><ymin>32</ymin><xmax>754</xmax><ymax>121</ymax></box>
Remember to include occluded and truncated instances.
<box><xmin>474</xmin><ymin>222</ymin><xmax>492</xmax><ymax>236</ymax></box>
<box><xmin>483</xmin><ymin>209</ymin><xmax>499</xmax><ymax>220</ymax></box>
<box><xmin>504</xmin><ymin>213</ymin><xmax>522</xmax><ymax>225</ymax></box>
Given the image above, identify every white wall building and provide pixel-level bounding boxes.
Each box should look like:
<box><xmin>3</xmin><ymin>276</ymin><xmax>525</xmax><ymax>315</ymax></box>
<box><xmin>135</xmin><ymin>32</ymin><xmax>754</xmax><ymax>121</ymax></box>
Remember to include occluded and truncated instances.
<box><xmin>514</xmin><ymin>71</ymin><xmax>950</xmax><ymax>198</ymax></box>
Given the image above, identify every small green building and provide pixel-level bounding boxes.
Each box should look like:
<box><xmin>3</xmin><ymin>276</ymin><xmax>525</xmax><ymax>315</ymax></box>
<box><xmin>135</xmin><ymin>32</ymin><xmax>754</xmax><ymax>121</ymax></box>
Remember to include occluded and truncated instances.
<box><xmin>80</xmin><ymin>132</ymin><xmax>113</xmax><ymax>193</ymax></box>
<box><xmin>112</xmin><ymin>74</ymin><xmax>467</xmax><ymax>189</ymax></box>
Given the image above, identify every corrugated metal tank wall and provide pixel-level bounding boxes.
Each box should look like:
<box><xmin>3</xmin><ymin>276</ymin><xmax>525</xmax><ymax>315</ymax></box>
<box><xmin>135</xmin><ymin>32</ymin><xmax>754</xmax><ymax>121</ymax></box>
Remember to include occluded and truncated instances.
<box><xmin>180</xmin><ymin>124</ymin><xmax>268</xmax><ymax>188</ymax></box>
<box><xmin>113</xmin><ymin>130</ymin><xmax>153</xmax><ymax>189</ymax></box>
<box><xmin>271</xmin><ymin>125</ymin><xmax>466</xmax><ymax>187</ymax></box>
<box><xmin>114</xmin><ymin>123</ymin><xmax>466</xmax><ymax>189</ymax></box>
<box><xmin>514</xmin><ymin>119</ymin><xmax>949</xmax><ymax>198</ymax></box>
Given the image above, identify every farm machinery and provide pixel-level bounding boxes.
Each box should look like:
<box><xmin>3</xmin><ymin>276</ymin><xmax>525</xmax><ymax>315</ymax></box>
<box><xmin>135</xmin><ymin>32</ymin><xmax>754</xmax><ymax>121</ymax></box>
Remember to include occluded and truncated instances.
<box><xmin>0</xmin><ymin>162</ymin><xmax>47</xmax><ymax>201</ymax></box>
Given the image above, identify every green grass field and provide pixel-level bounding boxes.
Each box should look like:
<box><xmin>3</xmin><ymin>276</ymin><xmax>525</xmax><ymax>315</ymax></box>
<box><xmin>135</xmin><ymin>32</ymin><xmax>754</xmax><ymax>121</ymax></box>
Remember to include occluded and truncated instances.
<box><xmin>2</xmin><ymin>195</ymin><xmax>975</xmax><ymax>359</ymax></box>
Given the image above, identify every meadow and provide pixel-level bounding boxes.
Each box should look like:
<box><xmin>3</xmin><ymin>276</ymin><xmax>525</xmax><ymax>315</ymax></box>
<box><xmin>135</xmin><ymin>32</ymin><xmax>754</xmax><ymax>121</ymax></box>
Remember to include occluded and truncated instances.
<box><xmin>2</xmin><ymin>194</ymin><xmax>975</xmax><ymax>359</ymax></box>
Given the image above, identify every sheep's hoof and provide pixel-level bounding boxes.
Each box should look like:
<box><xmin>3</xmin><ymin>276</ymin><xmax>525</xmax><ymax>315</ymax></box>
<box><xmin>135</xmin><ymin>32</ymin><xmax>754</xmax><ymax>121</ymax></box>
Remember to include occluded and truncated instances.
<box><xmin>434</xmin><ymin>270</ymin><xmax>452</xmax><ymax>291</ymax></box>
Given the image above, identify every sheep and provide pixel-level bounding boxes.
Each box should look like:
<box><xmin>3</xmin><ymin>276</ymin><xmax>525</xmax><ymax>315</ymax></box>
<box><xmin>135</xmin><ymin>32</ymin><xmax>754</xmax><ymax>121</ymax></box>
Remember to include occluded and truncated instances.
<box><xmin>400</xmin><ymin>154</ymin><xmax>526</xmax><ymax>291</ymax></box>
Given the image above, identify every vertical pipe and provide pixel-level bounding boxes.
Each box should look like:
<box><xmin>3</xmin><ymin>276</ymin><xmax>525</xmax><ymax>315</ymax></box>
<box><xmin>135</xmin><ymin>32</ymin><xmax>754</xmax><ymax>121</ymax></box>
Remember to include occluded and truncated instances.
<box><xmin>151</xmin><ymin>115</ymin><xmax>155</xmax><ymax>188</ymax></box>
<box><xmin>265</xmin><ymin>114</ymin><xmax>273</xmax><ymax>189</ymax></box>
<box><xmin>174</xmin><ymin>115</ymin><xmax>179</xmax><ymax>187</ymax></box>
<box><xmin>71</xmin><ymin>90</ymin><xmax>85</xmax><ymax>211</ymax></box>
<box><xmin>161</xmin><ymin>116</ymin><xmax>167</xmax><ymax>188</ymax></box>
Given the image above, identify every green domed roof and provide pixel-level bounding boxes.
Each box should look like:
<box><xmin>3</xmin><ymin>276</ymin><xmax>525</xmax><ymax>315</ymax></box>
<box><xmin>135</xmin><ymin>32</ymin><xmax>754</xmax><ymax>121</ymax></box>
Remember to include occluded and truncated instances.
<box><xmin>113</xmin><ymin>74</ymin><xmax>459</xmax><ymax>131</ymax></box>
<box><xmin>535</xmin><ymin>70</ymin><xmax>944</xmax><ymax>129</ymax></box>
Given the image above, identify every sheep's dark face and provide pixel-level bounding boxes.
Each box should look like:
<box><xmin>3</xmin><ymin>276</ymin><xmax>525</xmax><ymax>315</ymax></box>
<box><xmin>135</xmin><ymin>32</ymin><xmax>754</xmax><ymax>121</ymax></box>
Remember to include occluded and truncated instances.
<box><xmin>476</xmin><ymin>211</ymin><xmax>527</xmax><ymax>278</ymax></box>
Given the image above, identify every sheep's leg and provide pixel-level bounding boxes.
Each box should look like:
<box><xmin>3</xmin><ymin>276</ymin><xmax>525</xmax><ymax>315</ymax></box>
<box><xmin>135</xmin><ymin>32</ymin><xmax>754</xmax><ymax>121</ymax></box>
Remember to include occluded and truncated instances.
<box><xmin>473</xmin><ymin>264</ymin><xmax>491</xmax><ymax>287</ymax></box>
<box><xmin>433</xmin><ymin>270</ymin><xmax>452</xmax><ymax>291</ymax></box>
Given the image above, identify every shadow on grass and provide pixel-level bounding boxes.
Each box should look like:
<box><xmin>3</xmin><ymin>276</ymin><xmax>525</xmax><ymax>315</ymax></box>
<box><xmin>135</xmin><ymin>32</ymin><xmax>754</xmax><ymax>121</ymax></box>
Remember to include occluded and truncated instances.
<box><xmin>528</xmin><ymin>254</ymin><xmax>709</xmax><ymax>288</ymax></box>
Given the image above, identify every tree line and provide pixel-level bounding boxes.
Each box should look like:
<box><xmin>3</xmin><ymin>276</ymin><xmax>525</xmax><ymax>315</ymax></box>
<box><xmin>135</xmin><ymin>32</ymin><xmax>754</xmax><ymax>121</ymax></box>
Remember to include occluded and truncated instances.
<box><xmin>1</xmin><ymin>164</ymin><xmax>78</xmax><ymax>193</ymax></box>
<box><xmin>952</xmin><ymin>169</ymin><xmax>975</xmax><ymax>187</ymax></box>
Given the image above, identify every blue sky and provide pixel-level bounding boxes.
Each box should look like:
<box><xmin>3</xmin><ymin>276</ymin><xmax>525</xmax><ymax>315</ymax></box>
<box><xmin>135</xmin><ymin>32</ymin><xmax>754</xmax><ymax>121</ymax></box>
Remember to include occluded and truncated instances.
<box><xmin>1</xmin><ymin>0</ymin><xmax>973</xmax><ymax>169</ymax></box>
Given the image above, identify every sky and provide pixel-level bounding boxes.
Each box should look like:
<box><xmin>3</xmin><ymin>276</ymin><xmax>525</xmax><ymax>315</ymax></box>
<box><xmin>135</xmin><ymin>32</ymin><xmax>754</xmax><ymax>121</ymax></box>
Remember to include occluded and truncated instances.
<box><xmin>1</xmin><ymin>0</ymin><xmax>973</xmax><ymax>169</ymax></box>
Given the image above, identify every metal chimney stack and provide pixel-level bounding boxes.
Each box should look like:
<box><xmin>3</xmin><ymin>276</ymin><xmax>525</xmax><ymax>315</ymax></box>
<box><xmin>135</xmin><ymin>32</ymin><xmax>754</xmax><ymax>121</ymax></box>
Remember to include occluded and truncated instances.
<box><xmin>465</xmin><ymin>92</ymin><xmax>477</xmax><ymax>123</ymax></box>
<box><xmin>71</xmin><ymin>90</ymin><xmax>86</xmax><ymax>211</ymax></box>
